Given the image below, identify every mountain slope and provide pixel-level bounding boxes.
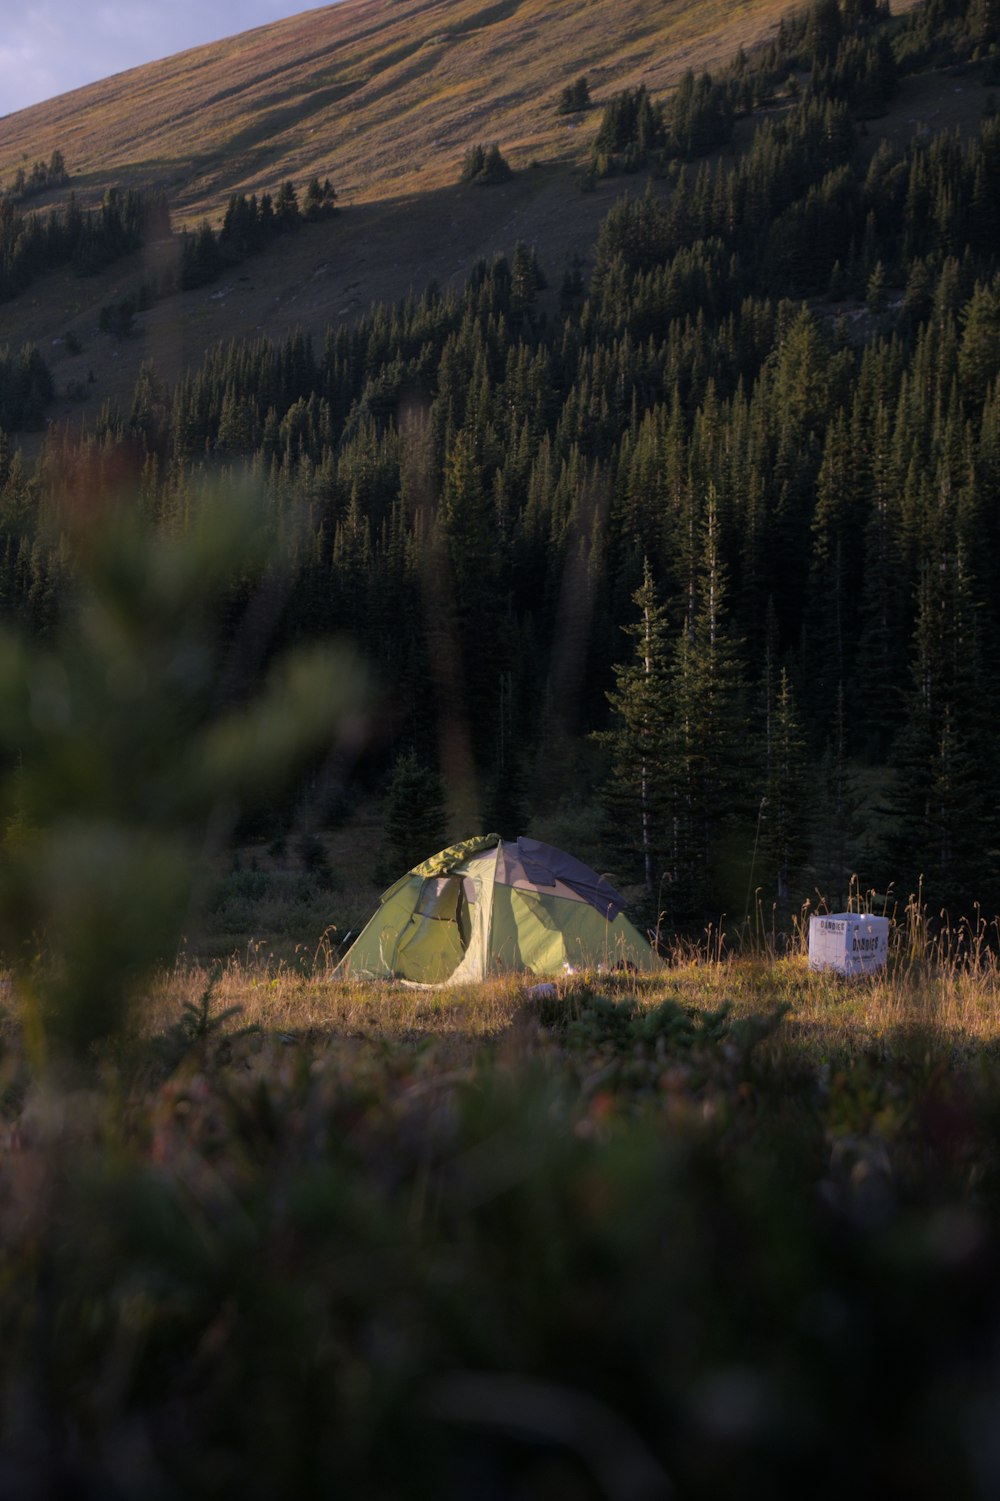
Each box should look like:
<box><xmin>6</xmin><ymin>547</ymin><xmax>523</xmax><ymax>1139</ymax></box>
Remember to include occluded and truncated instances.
<box><xmin>0</xmin><ymin>162</ymin><xmax>635</xmax><ymax>420</ymax></box>
<box><xmin>0</xmin><ymin>0</ymin><xmax>950</xmax><ymax>430</ymax></box>
<box><xmin>0</xmin><ymin>0</ymin><xmax>838</xmax><ymax>225</ymax></box>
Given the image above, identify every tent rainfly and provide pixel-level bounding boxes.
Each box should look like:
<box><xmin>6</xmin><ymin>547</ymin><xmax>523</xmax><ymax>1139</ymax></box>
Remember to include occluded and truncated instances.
<box><xmin>337</xmin><ymin>834</ymin><xmax>661</xmax><ymax>984</ymax></box>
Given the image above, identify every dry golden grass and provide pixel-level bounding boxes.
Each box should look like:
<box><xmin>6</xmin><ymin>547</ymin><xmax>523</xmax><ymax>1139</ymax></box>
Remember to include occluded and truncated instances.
<box><xmin>114</xmin><ymin>940</ymin><xmax>1000</xmax><ymax>1069</ymax></box>
<box><xmin>0</xmin><ymin>0</ymin><xmax>925</xmax><ymax>226</ymax></box>
<box><xmin>143</xmin><ymin>954</ymin><xmax>533</xmax><ymax>1044</ymax></box>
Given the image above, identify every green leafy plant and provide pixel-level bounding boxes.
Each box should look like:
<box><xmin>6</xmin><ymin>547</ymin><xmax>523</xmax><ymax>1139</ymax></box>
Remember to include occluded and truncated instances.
<box><xmin>0</xmin><ymin>485</ymin><xmax>366</xmax><ymax>1057</ymax></box>
<box><xmin>153</xmin><ymin>970</ymin><xmax>255</xmax><ymax>1072</ymax></box>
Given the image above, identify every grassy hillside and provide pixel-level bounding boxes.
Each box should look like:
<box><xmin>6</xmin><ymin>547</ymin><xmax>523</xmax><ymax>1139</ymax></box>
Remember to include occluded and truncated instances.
<box><xmin>0</xmin><ymin>0</ymin><xmax>931</xmax><ymax>230</ymax></box>
<box><xmin>0</xmin><ymin>0</ymin><xmax>963</xmax><ymax>435</ymax></box>
<box><xmin>0</xmin><ymin>162</ymin><xmax>641</xmax><ymax>423</ymax></box>
<box><xmin>0</xmin><ymin>0</ymin><xmax>831</xmax><ymax>223</ymax></box>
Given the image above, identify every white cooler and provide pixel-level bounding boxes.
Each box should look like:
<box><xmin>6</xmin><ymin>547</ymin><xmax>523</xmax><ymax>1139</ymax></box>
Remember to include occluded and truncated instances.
<box><xmin>808</xmin><ymin>913</ymin><xmax>888</xmax><ymax>975</ymax></box>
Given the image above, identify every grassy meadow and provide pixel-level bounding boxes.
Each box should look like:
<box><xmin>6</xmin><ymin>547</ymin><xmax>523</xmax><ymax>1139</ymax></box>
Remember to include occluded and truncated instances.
<box><xmin>2</xmin><ymin>0</ymin><xmax>1000</xmax><ymax>1489</ymax></box>
<box><xmin>4</xmin><ymin>877</ymin><xmax>1000</xmax><ymax>1497</ymax></box>
<box><xmin>1</xmin><ymin>564</ymin><xmax>998</xmax><ymax>1498</ymax></box>
<box><xmin>0</xmin><ymin>0</ymin><xmax>863</xmax><ymax>222</ymax></box>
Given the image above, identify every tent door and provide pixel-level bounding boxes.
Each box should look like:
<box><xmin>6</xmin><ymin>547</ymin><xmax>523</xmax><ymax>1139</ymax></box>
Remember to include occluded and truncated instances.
<box><xmin>393</xmin><ymin>876</ymin><xmax>466</xmax><ymax>983</ymax></box>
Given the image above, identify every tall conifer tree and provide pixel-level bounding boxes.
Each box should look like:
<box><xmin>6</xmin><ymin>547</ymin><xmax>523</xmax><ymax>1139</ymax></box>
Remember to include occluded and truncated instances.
<box><xmin>598</xmin><ymin>558</ymin><xmax>673</xmax><ymax>898</ymax></box>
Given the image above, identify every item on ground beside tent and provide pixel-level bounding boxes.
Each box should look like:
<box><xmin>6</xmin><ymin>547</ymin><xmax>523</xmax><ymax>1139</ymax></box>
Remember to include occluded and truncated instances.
<box><xmin>337</xmin><ymin>834</ymin><xmax>661</xmax><ymax>984</ymax></box>
<box><xmin>808</xmin><ymin>913</ymin><xmax>889</xmax><ymax>975</ymax></box>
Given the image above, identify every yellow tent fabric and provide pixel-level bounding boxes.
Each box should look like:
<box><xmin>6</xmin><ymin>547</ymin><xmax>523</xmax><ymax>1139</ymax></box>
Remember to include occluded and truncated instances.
<box><xmin>410</xmin><ymin>833</ymin><xmax>500</xmax><ymax>879</ymax></box>
<box><xmin>393</xmin><ymin>876</ymin><xmax>466</xmax><ymax>984</ymax></box>
<box><xmin>490</xmin><ymin>887</ymin><xmax>655</xmax><ymax>974</ymax></box>
<box><xmin>336</xmin><ymin>836</ymin><xmax>661</xmax><ymax>983</ymax></box>
<box><xmin>447</xmin><ymin>844</ymin><xmax>500</xmax><ymax>985</ymax></box>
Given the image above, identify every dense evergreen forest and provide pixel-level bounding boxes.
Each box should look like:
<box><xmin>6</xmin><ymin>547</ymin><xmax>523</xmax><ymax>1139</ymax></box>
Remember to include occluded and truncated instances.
<box><xmin>3</xmin><ymin>0</ymin><xmax>1000</xmax><ymax>928</ymax></box>
<box><xmin>0</xmin><ymin>184</ymin><xmax>171</xmax><ymax>301</ymax></box>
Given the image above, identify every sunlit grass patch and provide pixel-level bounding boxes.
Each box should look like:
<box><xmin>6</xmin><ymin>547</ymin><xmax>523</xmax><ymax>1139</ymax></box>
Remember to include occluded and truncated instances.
<box><xmin>118</xmin><ymin>935</ymin><xmax>1000</xmax><ymax>1070</ymax></box>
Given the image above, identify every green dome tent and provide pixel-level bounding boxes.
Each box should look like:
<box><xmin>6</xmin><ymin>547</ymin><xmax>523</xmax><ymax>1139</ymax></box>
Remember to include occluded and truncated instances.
<box><xmin>336</xmin><ymin>834</ymin><xmax>661</xmax><ymax>984</ymax></box>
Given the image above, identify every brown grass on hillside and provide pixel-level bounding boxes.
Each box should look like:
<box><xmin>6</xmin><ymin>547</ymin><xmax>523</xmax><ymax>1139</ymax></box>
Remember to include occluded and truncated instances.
<box><xmin>7</xmin><ymin>161</ymin><xmax>632</xmax><ymax>431</ymax></box>
<box><xmin>0</xmin><ymin>0</ymin><xmax>921</xmax><ymax>227</ymax></box>
<box><xmin>0</xmin><ymin>0</ymin><xmax>964</xmax><ymax>444</ymax></box>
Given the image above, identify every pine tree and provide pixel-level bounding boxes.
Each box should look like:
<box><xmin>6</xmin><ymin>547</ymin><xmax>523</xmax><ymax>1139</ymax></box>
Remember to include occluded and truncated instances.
<box><xmin>597</xmin><ymin>558</ymin><xmax>674</xmax><ymax>898</ymax></box>
<box><xmin>460</xmin><ymin>144</ymin><xmax>512</xmax><ymax>185</ymax></box>
<box><xmin>812</xmin><ymin>683</ymin><xmax>857</xmax><ymax>911</ymax></box>
<box><xmin>886</xmin><ymin>521</ymin><xmax>996</xmax><ymax>910</ymax></box>
<box><xmin>856</xmin><ymin>397</ymin><xmax>906</xmax><ymax>758</ymax></box>
<box><xmin>766</xmin><ymin>306</ymin><xmax>831</xmax><ymax>641</ymax></box>
<box><xmin>666</xmin><ymin>491</ymin><xmax>746</xmax><ymax>919</ymax></box>
<box><xmin>804</xmin><ymin>0</ymin><xmax>844</xmax><ymax>64</ymax></box>
<box><xmin>804</xmin><ymin>408</ymin><xmax>860</xmax><ymax>726</ymax></box>
<box><xmin>557</xmin><ymin>76</ymin><xmax>591</xmax><ymax>115</ymax></box>
<box><xmin>436</xmin><ymin>427</ymin><xmax>495</xmax><ymax>608</ymax></box>
<box><xmin>384</xmin><ymin>750</ymin><xmax>447</xmax><ymax>870</ymax></box>
<box><xmin>761</xmin><ymin>667</ymin><xmax>808</xmax><ymax>905</ymax></box>
<box><xmin>958</xmin><ymin>275</ymin><xmax>1000</xmax><ymax>410</ymax></box>
<box><xmin>179</xmin><ymin>222</ymin><xmax>223</xmax><ymax>290</ymax></box>
<box><xmin>303</xmin><ymin>176</ymin><xmax>337</xmax><ymax>221</ymax></box>
<box><xmin>274</xmin><ymin>180</ymin><xmax>301</xmax><ymax>231</ymax></box>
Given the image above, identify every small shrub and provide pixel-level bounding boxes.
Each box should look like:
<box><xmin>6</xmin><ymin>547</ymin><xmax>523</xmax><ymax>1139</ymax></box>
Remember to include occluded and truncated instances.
<box><xmin>556</xmin><ymin>75</ymin><xmax>591</xmax><ymax>114</ymax></box>
<box><xmin>460</xmin><ymin>143</ymin><xmax>513</xmax><ymax>185</ymax></box>
<box><xmin>297</xmin><ymin>832</ymin><xmax>337</xmax><ymax>889</ymax></box>
<box><xmin>212</xmin><ymin>868</ymin><xmax>273</xmax><ymax>909</ymax></box>
<box><xmin>99</xmin><ymin>296</ymin><xmax>136</xmax><ymax>337</ymax></box>
<box><xmin>153</xmin><ymin>972</ymin><xmax>254</xmax><ymax>1073</ymax></box>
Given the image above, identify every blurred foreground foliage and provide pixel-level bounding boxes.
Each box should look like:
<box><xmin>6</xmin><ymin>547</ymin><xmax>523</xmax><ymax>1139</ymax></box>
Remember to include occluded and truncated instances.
<box><xmin>1</xmin><ymin>482</ymin><xmax>999</xmax><ymax>1496</ymax></box>
<box><xmin>0</xmin><ymin>486</ymin><xmax>365</xmax><ymax>1055</ymax></box>
<box><xmin>2</xmin><ymin>978</ymin><xmax>1000</xmax><ymax>1498</ymax></box>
